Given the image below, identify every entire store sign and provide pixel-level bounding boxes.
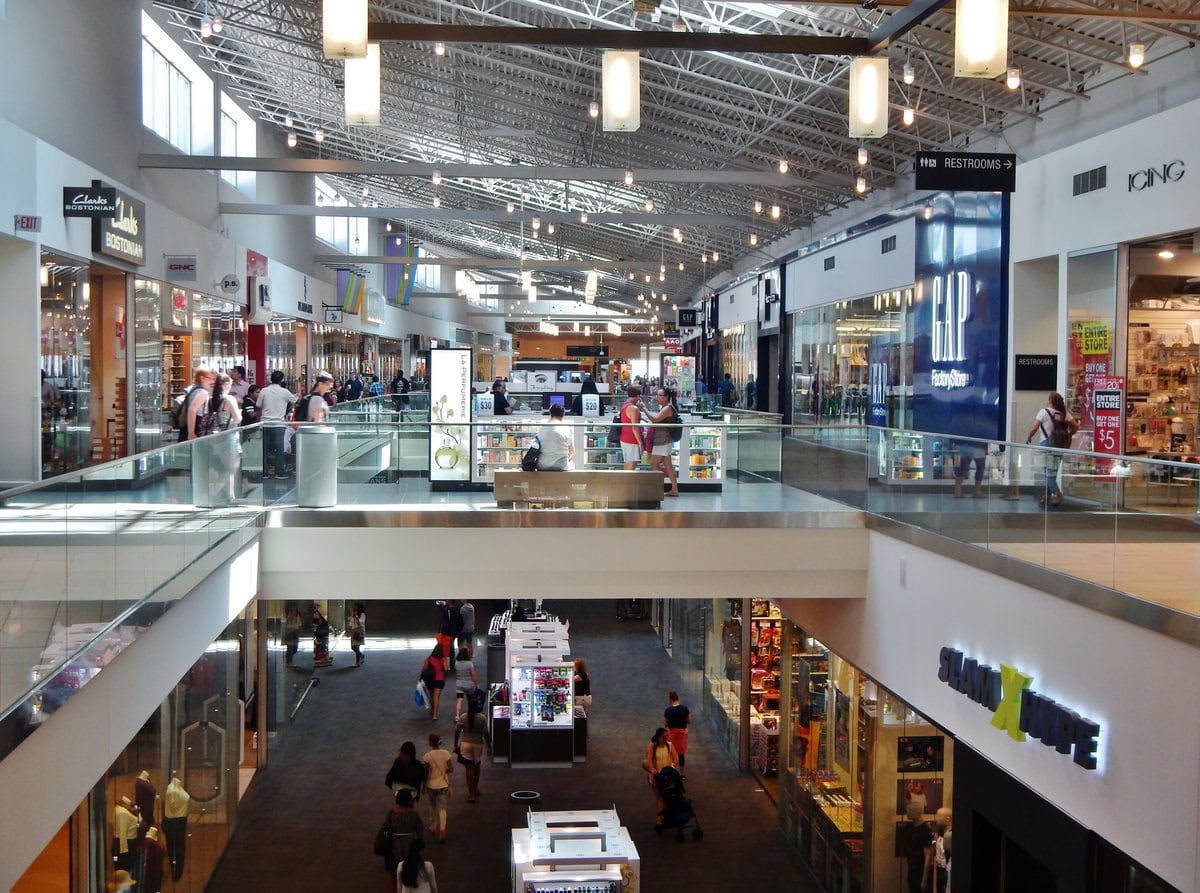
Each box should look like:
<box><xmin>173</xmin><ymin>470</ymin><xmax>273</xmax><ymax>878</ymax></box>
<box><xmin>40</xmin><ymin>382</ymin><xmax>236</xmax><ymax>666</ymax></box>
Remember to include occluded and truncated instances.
<box><xmin>429</xmin><ymin>348</ymin><xmax>472</xmax><ymax>483</ymax></box>
<box><xmin>1079</xmin><ymin>322</ymin><xmax>1111</xmax><ymax>355</ymax></box>
<box><xmin>1092</xmin><ymin>377</ymin><xmax>1125</xmax><ymax>457</ymax></box>
<box><xmin>92</xmin><ymin>190</ymin><xmax>146</xmax><ymax>266</ymax></box>
<box><xmin>938</xmin><ymin>646</ymin><xmax>1101</xmax><ymax>770</ymax></box>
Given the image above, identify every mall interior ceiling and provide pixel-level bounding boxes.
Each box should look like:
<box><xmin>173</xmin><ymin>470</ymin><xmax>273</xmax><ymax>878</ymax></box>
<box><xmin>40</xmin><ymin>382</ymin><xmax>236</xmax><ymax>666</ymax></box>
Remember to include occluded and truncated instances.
<box><xmin>148</xmin><ymin>0</ymin><xmax>1200</xmax><ymax>310</ymax></box>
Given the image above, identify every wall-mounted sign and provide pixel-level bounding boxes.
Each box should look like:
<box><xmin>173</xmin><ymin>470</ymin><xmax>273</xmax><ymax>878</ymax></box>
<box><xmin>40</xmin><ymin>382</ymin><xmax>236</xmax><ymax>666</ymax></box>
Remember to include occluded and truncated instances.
<box><xmin>220</xmin><ymin>274</ymin><xmax>241</xmax><ymax>296</ymax></box>
<box><xmin>678</xmin><ymin>308</ymin><xmax>698</xmax><ymax>328</ymax></box>
<box><xmin>938</xmin><ymin>646</ymin><xmax>1100</xmax><ymax>770</ymax></box>
<box><xmin>1079</xmin><ymin>322</ymin><xmax>1110</xmax><ymax>355</ymax></box>
<box><xmin>915</xmin><ymin>152</ymin><xmax>1017</xmax><ymax>192</ymax></box>
<box><xmin>14</xmin><ymin>214</ymin><xmax>41</xmax><ymax>232</ymax></box>
<box><xmin>324</xmin><ymin>307</ymin><xmax>344</xmax><ymax>324</ymax></box>
<box><xmin>251</xmin><ymin>277</ymin><xmax>271</xmax><ymax>314</ymax></box>
<box><xmin>297</xmin><ymin>301</ymin><xmax>314</xmax><ymax>315</ymax></box>
<box><xmin>63</xmin><ymin>183</ymin><xmax>117</xmax><ymax>217</ymax></box>
<box><xmin>92</xmin><ymin>190</ymin><xmax>146</xmax><ymax>266</ymax></box>
<box><xmin>565</xmin><ymin>345</ymin><xmax>609</xmax><ymax>357</ymax></box>
<box><xmin>1014</xmin><ymin>354</ymin><xmax>1058</xmax><ymax>391</ymax></box>
<box><xmin>165</xmin><ymin>254</ymin><xmax>197</xmax><ymax>282</ymax></box>
<box><xmin>1127</xmin><ymin>159</ymin><xmax>1184</xmax><ymax>193</ymax></box>
<box><xmin>429</xmin><ymin>348</ymin><xmax>472</xmax><ymax>482</ymax></box>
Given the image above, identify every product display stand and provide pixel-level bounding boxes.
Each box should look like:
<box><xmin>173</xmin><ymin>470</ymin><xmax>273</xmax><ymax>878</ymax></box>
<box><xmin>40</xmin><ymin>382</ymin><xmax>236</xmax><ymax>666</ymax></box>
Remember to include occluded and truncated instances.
<box><xmin>511</xmin><ymin>808</ymin><xmax>640</xmax><ymax>893</ymax></box>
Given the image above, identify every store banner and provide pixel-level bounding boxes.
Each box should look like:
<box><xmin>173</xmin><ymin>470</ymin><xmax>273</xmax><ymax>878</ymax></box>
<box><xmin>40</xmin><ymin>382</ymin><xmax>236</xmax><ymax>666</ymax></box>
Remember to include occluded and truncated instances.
<box><xmin>338</xmin><ymin>269</ymin><xmax>366</xmax><ymax>315</ymax></box>
<box><xmin>92</xmin><ymin>189</ymin><xmax>146</xmax><ymax>266</ymax></box>
<box><xmin>1092</xmin><ymin>376</ymin><xmax>1125</xmax><ymax>459</ymax></box>
<box><xmin>868</xmin><ymin>342</ymin><xmax>888</xmax><ymax>426</ymax></box>
<box><xmin>63</xmin><ymin>182</ymin><xmax>116</xmax><ymax>217</ymax></box>
<box><xmin>365</xmin><ymin>289</ymin><xmax>385</xmax><ymax>325</ymax></box>
<box><xmin>385</xmin><ymin>235</ymin><xmax>418</xmax><ymax>306</ymax></box>
<box><xmin>912</xmin><ymin>192</ymin><xmax>1006</xmax><ymax>440</ymax></box>
<box><xmin>429</xmin><ymin>348</ymin><xmax>472</xmax><ymax>482</ymax></box>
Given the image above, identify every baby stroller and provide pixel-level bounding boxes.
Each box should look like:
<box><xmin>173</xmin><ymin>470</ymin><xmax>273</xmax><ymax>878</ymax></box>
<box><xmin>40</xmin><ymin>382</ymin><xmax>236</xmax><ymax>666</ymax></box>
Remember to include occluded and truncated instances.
<box><xmin>654</xmin><ymin>766</ymin><xmax>703</xmax><ymax>842</ymax></box>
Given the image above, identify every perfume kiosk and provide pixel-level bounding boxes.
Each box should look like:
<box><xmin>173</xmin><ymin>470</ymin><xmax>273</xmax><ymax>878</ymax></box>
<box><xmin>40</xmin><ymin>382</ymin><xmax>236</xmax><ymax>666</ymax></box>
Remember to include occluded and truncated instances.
<box><xmin>512</xmin><ymin>808</ymin><xmax>641</xmax><ymax>893</ymax></box>
<box><xmin>491</xmin><ymin>612</ymin><xmax>585</xmax><ymax>766</ymax></box>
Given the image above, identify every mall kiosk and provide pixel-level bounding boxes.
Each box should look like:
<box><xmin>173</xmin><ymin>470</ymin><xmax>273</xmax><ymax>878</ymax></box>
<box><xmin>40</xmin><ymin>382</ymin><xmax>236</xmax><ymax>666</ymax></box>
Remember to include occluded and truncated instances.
<box><xmin>512</xmin><ymin>808</ymin><xmax>641</xmax><ymax>893</ymax></box>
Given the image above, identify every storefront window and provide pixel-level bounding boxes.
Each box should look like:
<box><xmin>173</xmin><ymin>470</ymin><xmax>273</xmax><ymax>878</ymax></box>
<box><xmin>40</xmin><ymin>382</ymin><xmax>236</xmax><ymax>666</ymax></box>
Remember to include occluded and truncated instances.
<box><xmin>266</xmin><ymin>318</ymin><xmax>300</xmax><ymax>390</ymax></box>
<box><xmin>133</xmin><ymin>279</ymin><xmax>164</xmax><ymax>452</ymax></box>
<box><xmin>1065</xmin><ymin>250</ymin><xmax>1117</xmax><ymax>434</ymax></box>
<box><xmin>309</xmin><ymin>325</ymin><xmax>361</xmax><ymax>380</ymax></box>
<box><xmin>720</xmin><ymin>322</ymin><xmax>757</xmax><ymax>401</ymax></box>
<box><xmin>791</xmin><ymin>289</ymin><xmax>915</xmax><ymax>426</ymax></box>
<box><xmin>704</xmin><ymin>598</ymin><xmax>744</xmax><ymax>761</ymax></box>
<box><xmin>779</xmin><ymin>622</ymin><xmax>952</xmax><ymax>893</ymax></box>
<box><xmin>191</xmin><ymin>295</ymin><xmax>246</xmax><ymax>376</ymax></box>
<box><xmin>40</xmin><ymin>252</ymin><xmax>93</xmax><ymax>476</ymax></box>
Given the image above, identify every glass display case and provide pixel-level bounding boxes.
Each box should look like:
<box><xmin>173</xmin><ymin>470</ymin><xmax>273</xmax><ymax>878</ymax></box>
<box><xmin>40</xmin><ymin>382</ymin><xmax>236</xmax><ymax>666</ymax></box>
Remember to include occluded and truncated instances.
<box><xmin>510</xmin><ymin>663</ymin><xmax>574</xmax><ymax>729</ymax></box>
<box><xmin>474</xmin><ymin>421</ymin><xmax>541</xmax><ymax>482</ymax></box>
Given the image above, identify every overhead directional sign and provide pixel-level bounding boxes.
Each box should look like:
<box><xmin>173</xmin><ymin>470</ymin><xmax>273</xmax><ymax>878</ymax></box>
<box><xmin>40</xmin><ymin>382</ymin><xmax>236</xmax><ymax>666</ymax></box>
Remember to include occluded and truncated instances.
<box><xmin>914</xmin><ymin>151</ymin><xmax>1017</xmax><ymax>193</ymax></box>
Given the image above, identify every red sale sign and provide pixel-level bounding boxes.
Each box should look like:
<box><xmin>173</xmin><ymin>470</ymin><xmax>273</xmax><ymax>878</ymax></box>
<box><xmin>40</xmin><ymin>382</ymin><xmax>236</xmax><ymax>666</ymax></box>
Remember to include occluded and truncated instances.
<box><xmin>1091</xmin><ymin>376</ymin><xmax>1124</xmax><ymax>473</ymax></box>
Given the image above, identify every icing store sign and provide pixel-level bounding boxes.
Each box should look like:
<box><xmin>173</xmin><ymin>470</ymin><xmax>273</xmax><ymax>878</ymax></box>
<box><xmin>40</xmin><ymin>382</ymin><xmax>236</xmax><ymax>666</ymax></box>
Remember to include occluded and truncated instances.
<box><xmin>930</xmin><ymin>270</ymin><xmax>972</xmax><ymax>390</ymax></box>
<box><xmin>938</xmin><ymin>646</ymin><xmax>1101</xmax><ymax>770</ymax></box>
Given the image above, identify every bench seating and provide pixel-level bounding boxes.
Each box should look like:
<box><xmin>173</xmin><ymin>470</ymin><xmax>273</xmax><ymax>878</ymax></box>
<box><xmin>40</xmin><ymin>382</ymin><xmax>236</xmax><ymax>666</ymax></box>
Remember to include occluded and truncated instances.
<box><xmin>493</xmin><ymin>470</ymin><xmax>664</xmax><ymax>509</ymax></box>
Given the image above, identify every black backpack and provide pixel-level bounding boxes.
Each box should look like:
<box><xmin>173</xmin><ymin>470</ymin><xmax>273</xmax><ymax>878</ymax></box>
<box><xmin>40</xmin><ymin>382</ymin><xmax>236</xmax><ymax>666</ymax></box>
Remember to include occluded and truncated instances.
<box><xmin>194</xmin><ymin>402</ymin><xmax>220</xmax><ymax>439</ymax></box>
<box><xmin>665</xmin><ymin>405</ymin><xmax>683</xmax><ymax>443</ymax></box>
<box><xmin>521</xmin><ymin>438</ymin><xmax>541</xmax><ymax>472</ymax></box>
<box><xmin>173</xmin><ymin>386</ymin><xmax>201</xmax><ymax>440</ymax></box>
<box><xmin>1049</xmin><ymin>411</ymin><xmax>1072</xmax><ymax>449</ymax></box>
<box><xmin>293</xmin><ymin>393</ymin><xmax>312</xmax><ymax>423</ymax></box>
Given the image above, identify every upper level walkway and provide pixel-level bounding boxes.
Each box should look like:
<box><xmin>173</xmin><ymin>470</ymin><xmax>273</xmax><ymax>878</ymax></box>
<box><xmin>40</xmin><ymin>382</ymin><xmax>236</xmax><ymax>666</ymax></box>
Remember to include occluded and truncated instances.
<box><xmin>0</xmin><ymin>410</ymin><xmax>1196</xmax><ymax>768</ymax></box>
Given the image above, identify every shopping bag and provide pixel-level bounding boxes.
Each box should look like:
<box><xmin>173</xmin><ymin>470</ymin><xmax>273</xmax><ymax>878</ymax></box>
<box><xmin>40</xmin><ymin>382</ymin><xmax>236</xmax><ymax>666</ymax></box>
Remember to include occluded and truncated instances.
<box><xmin>414</xmin><ymin>682</ymin><xmax>427</xmax><ymax>708</ymax></box>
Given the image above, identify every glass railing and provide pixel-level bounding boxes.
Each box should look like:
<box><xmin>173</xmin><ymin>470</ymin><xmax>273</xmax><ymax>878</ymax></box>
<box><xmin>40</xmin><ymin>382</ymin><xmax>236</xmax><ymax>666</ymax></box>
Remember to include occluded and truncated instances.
<box><xmin>0</xmin><ymin>418</ymin><xmax>1195</xmax><ymax>763</ymax></box>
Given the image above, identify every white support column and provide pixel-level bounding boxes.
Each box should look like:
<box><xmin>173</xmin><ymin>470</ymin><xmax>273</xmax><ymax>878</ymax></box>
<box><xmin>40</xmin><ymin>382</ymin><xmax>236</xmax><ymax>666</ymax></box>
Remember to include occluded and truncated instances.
<box><xmin>0</xmin><ymin>235</ymin><xmax>41</xmax><ymax>483</ymax></box>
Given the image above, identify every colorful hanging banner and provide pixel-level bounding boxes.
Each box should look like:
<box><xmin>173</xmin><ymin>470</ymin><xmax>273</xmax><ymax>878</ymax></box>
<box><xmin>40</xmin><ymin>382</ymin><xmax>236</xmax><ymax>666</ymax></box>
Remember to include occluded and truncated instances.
<box><xmin>337</xmin><ymin>269</ymin><xmax>366</xmax><ymax>315</ymax></box>
<box><xmin>385</xmin><ymin>235</ymin><xmax>418</xmax><ymax>306</ymax></box>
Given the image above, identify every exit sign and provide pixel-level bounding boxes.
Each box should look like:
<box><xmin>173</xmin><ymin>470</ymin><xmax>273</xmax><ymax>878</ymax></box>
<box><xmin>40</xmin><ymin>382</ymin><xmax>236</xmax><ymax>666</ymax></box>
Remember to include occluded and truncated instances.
<box><xmin>14</xmin><ymin>214</ymin><xmax>41</xmax><ymax>232</ymax></box>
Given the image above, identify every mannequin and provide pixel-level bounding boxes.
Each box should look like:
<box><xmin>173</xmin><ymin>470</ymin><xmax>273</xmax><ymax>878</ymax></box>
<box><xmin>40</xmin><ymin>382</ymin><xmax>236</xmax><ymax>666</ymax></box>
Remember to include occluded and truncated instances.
<box><xmin>112</xmin><ymin>796</ymin><xmax>140</xmax><ymax>872</ymax></box>
<box><xmin>135</xmin><ymin>770</ymin><xmax>157</xmax><ymax>832</ymax></box>
<box><xmin>902</xmin><ymin>800</ymin><xmax>933</xmax><ymax>893</ymax></box>
<box><xmin>140</xmin><ymin>826</ymin><xmax>166</xmax><ymax>893</ymax></box>
<box><xmin>163</xmin><ymin>774</ymin><xmax>191</xmax><ymax>880</ymax></box>
<box><xmin>934</xmin><ymin>807</ymin><xmax>953</xmax><ymax>893</ymax></box>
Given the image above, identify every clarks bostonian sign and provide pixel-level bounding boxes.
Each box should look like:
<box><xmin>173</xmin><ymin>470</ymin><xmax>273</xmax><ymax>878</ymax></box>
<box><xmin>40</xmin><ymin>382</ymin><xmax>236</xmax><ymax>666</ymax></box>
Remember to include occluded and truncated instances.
<box><xmin>938</xmin><ymin>646</ymin><xmax>1100</xmax><ymax>770</ymax></box>
<box><xmin>92</xmin><ymin>190</ymin><xmax>147</xmax><ymax>266</ymax></box>
<box><xmin>63</xmin><ymin>182</ymin><xmax>117</xmax><ymax>217</ymax></box>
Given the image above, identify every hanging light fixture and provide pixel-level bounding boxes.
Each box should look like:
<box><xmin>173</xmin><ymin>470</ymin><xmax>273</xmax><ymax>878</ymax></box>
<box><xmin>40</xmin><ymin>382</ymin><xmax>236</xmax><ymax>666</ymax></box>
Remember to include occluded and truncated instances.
<box><xmin>386</xmin><ymin>221</ymin><xmax>392</xmax><ymax>232</ymax></box>
<box><xmin>506</xmin><ymin>201</ymin><xmax>515</xmax><ymax>214</ymax></box>
<box><xmin>322</xmin><ymin>0</ymin><xmax>368</xmax><ymax>58</ymax></box>
<box><xmin>588</xmin><ymin>100</ymin><xmax>600</xmax><ymax>119</ymax></box>
<box><xmin>624</xmin><ymin>169</ymin><xmax>634</xmax><ymax>186</ymax></box>
<box><xmin>432</xmin><ymin>195</ymin><xmax>441</xmax><ymax>208</ymax></box>
<box><xmin>314</xmin><ymin>127</ymin><xmax>325</xmax><ymax>142</ymax></box>
<box><xmin>431</xmin><ymin>169</ymin><xmax>443</xmax><ymax>186</ymax></box>
<box><xmin>1006</xmin><ymin>66</ymin><xmax>1021</xmax><ymax>89</ymax></box>
<box><xmin>672</xmin><ymin>227</ymin><xmax>683</xmax><ymax>243</ymax></box>
<box><xmin>770</xmin><ymin>204</ymin><xmax>781</xmax><ymax>220</ymax></box>
<box><xmin>361</xmin><ymin>186</ymin><xmax>369</xmax><ymax>198</ymax></box>
<box><xmin>521</xmin><ymin>271</ymin><xmax>533</xmax><ymax>291</ymax></box>
<box><xmin>749</xmin><ymin>233</ymin><xmax>759</xmax><ymax>246</ymax></box>
<box><xmin>712</xmin><ymin>251</ymin><xmax>720</xmax><ymax>262</ymax></box>
<box><xmin>954</xmin><ymin>0</ymin><xmax>1009</xmax><ymax>78</ymax></box>
<box><xmin>211</xmin><ymin>15</ymin><xmax>224</xmax><ymax>34</ymax></box>
<box><xmin>848</xmin><ymin>57</ymin><xmax>889</xmax><ymax>138</ymax></box>
<box><xmin>678</xmin><ymin>262</ymin><xmax>685</xmax><ymax>271</ymax></box>
<box><xmin>579</xmin><ymin>211</ymin><xmax>588</xmax><ymax>224</ymax></box>
<box><xmin>857</xmin><ymin>146</ymin><xmax>870</xmax><ymax>166</ymax></box>
<box><xmin>434</xmin><ymin>41</ymin><xmax>446</xmax><ymax>57</ymax></box>
<box><xmin>608</xmin><ymin>321</ymin><xmax>621</xmax><ymax>336</ymax></box>
<box><xmin>286</xmin><ymin>130</ymin><xmax>298</xmax><ymax>148</ymax></box>
<box><xmin>855</xmin><ymin>176</ymin><xmax>868</xmax><ymax>194</ymax></box>
<box><xmin>344</xmin><ymin>42</ymin><xmax>381</xmax><ymax>125</ymax></box>
<box><xmin>1128</xmin><ymin>42</ymin><xmax>1146</xmax><ymax>68</ymax></box>
<box><xmin>531</xmin><ymin>214</ymin><xmax>541</xmax><ymax>231</ymax></box>
<box><xmin>528</xmin><ymin>286</ymin><xmax>537</xmax><ymax>303</ymax></box>
<box><xmin>753</xmin><ymin>200</ymin><xmax>763</xmax><ymax>214</ymax></box>
<box><xmin>644</xmin><ymin>199</ymin><xmax>654</xmax><ymax>212</ymax></box>
<box><xmin>903</xmin><ymin>106</ymin><xmax>915</xmax><ymax>126</ymax></box>
<box><xmin>585</xmin><ymin>270</ymin><xmax>599</xmax><ymax>304</ymax></box>
<box><xmin>547</xmin><ymin>222</ymin><xmax>556</xmax><ymax>235</ymax></box>
<box><xmin>200</xmin><ymin>15</ymin><xmax>214</xmax><ymax>40</ymax></box>
<box><xmin>283</xmin><ymin>112</ymin><xmax>293</xmax><ymax>129</ymax></box>
<box><xmin>602</xmin><ymin>50</ymin><xmax>640</xmax><ymax>132</ymax></box>
<box><xmin>701</xmin><ymin>252</ymin><xmax>708</xmax><ymax>263</ymax></box>
<box><xmin>903</xmin><ymin>60</ymin><xmax>915</xmax><ymax>85</ymax></box>
<box><xmin>778</xmin><ymin>159</ymin><xmax>789</xmax><ymax>175</ymax></box>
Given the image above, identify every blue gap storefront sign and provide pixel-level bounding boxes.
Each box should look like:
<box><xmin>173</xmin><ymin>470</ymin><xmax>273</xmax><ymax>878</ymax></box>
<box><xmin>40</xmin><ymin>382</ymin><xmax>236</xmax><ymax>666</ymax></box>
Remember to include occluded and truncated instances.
<box><xmin>912</xmin><ymin>192</ymin><xmax>1008</xmax><ymax>440</ymax></box>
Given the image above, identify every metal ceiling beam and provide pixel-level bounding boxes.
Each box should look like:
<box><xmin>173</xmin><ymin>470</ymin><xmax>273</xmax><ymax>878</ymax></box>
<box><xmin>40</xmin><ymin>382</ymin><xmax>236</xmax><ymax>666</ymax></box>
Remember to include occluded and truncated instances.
<box><xmin>222</xmin><ymin>204</ymin><xmax>746</xmax><ymax>225</ymax></box>
<box><xmin>867</xmin><ymin>0</ymin><xmax>955</xmax><ymax>52</ymax></box>
<box><xmin>365</xmin><ymin>22</ymin><xmax>870</xmax><ymax>55</ymax></box>
<box><xmin>142</xmin><ymin>154</ymin><xmax>795</xmax><ymax>185</ymax></box>
<box><xmin>314</xmin><ymin>256</ymin><xmax>672</xmax><ymax>270</ymax></box>
<box><xmin>739</xmin><ymin>0</ymin><xmax>1200</xmax><ymax>20</ymax></box>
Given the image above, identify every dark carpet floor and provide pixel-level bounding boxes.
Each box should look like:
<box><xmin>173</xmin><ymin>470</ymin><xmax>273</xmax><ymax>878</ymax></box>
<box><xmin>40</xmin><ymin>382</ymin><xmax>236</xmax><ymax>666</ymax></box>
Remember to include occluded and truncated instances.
<box><xmin>207</xmin><ymin>599</ymin><xmax>820</xmax><ymax>892</ymax></box>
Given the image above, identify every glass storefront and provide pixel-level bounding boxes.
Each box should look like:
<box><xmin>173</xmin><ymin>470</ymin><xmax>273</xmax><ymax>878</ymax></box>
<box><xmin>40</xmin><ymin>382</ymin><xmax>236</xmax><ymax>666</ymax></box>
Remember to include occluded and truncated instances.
<box><xmin>39</xmin><ymin>252</ymin><xmax>93</xmax><ymax>476</ymax></box>
<box><xmin>721</xmin><ymin>322</ymin><xmax>757</xmax><ymax>402</ymax></box>
<box><xmin>265</xmin><ymin>317</ymin><xmax>301</xmax><ymax>391</ymax></box>
<box><xmin>791</xmin><ymin>289</ymin><xmax>916</xmax><ymax>426</ymax></box>
<box><xmin>309</xmin><ymin>325</ymin><xmax>361</xmax><ymax>381</ymax></box>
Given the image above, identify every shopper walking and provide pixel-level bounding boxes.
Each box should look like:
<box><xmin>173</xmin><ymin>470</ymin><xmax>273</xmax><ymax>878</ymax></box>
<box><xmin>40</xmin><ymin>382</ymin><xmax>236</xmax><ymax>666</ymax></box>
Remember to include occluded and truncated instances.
<box><xmin>453</xmin><ymin>699</ymin><xmax>491</xmax><ymax>802</ymax></box>
<box><xmin>348</xmin><ymin>602</ymin><xmax>366</xmax><ymax>667</ymax></box>
<box><xmin>618</xmin><ymin>385</ymin><xmax>646</xmax><ymax>470</ymax></box>
<box><xmin>255</xmin><ymin>370</ymin><xmax>297</xmax><ymax>478</ymax></box>
<box><xmin>433</xmin><ymin>602</ymin><xmax>456</xmax><ymax>672</ymax></box>
<box><xmin>376</xmin><ymin>789</ymin><xmax>425</xmax><ymax>890</ymax></box>
<box><xmin>718</xmin><ymin>373</ymin><xmax>737</xmax><ymax>408</ymax></box>
<box><xmin>643</xmin><ymin>727</ymin><xmax>680</xmax><ymax>827</ymax></box>
<box><xmin>385</xmin><ymin>741</ymin><xmax>426</xmax><ymax>803</ymax></box>
<box><xmin>421</xmin><ymin>733</ymin><xmax>454</xmax><ymax>843</ymax></box>
<box><xmin>573</xmin><ymin>658</ymin><xmax>592</xmax><ymax>713</ymax></box>
<box><xmin>457</xmin><ymin>599</ymin><xmax>475</xmax><ymax>659</ymax></box>
<box><xmin>283</xmin><ymin>607</ymin><xmax>301</xmax><ymax>667</ymax></box>
<box><xmin>419</xmin><ymin>643</ymin><xmax>447</xmax><ymax>720</ymax></box>
<box><xmin>181</xmin><ymin>366</ymin><xmax>216</xmax><ymax>442</ymax></box>
<box><xmin>663</xmin><ymin>691</ymin><xmax>691</xmax><ymax>767</ymax></box>
<box><xmin>640</xmin><ymin>387</ymin><xmax>681</xmax><ymax>497</ymax></box>
<box><xmin>397</xmin><ymin>839</ymin><xmax>438</xmax><ymax>893</ymax></box>
<box><xmin>1024</xmin><ymin>391</ymin><xmax>1076</xmax><ymax>508</ymax></box>
<box><xmin>453</xmin><ymin>648</ymin><xmax>479</xmax><ymax>721</ymax></box>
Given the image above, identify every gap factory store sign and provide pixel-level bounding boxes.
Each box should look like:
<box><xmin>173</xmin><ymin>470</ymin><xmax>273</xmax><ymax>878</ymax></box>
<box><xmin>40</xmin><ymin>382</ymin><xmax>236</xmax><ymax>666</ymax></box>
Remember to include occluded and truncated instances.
<box><xmin>938</xmin><ymin>647</ymin><xmax>1101</xmax><ymax>770</ymax></box>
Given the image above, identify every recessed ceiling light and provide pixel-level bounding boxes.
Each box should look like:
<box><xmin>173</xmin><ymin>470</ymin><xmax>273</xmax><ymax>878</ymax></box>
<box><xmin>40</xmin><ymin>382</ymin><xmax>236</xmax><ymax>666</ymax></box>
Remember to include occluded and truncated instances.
<box><xmin>1158</xmin><ymin>248</ymin><xmax>1176</xmax><ymax>260</ymax></box>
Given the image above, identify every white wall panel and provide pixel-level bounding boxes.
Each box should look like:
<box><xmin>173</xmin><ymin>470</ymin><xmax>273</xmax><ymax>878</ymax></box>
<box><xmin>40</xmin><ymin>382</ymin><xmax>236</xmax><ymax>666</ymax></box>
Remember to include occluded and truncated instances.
<box><xmin>779</xmin><ymin>532</ymin><xmax>1200</xmax><ymax>893</ymax></box>
<box><xmin>718</xmin><ymin>279</ymin><xmax>758</xmax><ymax>328</ymax></box>
<box><xmin>786</xmin><ymin>218</ymin><xmax>915</xmax><ymax>313</ymax></box>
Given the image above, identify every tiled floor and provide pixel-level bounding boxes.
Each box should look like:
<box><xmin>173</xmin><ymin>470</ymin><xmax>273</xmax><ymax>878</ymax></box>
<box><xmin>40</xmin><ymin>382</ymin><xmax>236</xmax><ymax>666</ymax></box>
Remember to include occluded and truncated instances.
<box><xmin>207</xmin><ymin>599</ymin><xmax>821</xmax><ymax>893</ymax></box>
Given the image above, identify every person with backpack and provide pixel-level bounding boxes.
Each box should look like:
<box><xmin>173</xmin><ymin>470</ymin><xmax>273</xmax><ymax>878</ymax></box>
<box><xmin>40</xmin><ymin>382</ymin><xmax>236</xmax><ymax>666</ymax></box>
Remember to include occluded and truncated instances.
<box><xmin>178</xmin><ymin>366</ymin><xmax>216</xmax><ymax>442</ymax></box>
<box><xmin>1025</xmin><ymin>391</ymin><xmax>1078</xmax><ymax>508</ymax></box>
<box><xmin>391</xmin><ymin>372</ymin><xmax>411</xmax><ymax>419</ymax></box>
<box><xmin>640</xmin><ymin>387</ymin><xmax>681</xmax><ymax>497</ymax></box>
<box><xmin>374</xmin><ymin>789</ymin><xmax>425</xmax><ymax>888</ymax></box>
<box><xmin>295</xmin><ymin>371</ymin><xmax>334</xmax><ymax>424</ymax></box>
<box><xmin>255</xmin><ymin>370</ymin><xmax>297</xmax><ymax>479</ymax></box>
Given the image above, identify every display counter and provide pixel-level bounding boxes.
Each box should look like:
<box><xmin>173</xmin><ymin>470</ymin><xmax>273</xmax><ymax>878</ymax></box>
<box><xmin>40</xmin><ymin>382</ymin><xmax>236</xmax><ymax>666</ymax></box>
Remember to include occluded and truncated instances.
<box><xmin>512</xmin><ymin>808</ymin><xmax>640</xmax><ymax>893</ymax></box>
<box><xmin>510</xmin><ymin>660</ymin><xmax>575</xmax><ymax>766</ymax></box>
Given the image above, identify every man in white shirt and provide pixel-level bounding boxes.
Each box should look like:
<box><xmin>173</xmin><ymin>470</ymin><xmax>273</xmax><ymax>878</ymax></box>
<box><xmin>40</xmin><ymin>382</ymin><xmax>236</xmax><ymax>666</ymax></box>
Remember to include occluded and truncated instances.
<box><xmin>536</xmin><ymin>403</ymin><xmax>575</xmax><ymax>471</ymax></box>
<box><xmin>228</xmin><ymin>365</ymin><xmax>250</xmax><ymax>401</ymax></box>
<box><xmin>256</xmin><ymin>370</ymin><xmax>296</xmax><ymax>478</ymax></box>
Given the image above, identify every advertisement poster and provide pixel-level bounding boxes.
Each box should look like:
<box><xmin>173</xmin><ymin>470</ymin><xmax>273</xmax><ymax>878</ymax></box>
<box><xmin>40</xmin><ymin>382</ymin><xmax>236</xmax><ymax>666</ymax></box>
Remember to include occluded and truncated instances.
<box><xmin>897</xmin><ymin>736</ymin><xmax>945</xmax><ymax>772</ymax></box>
<box><xmin>1092</xmin><ymin>377</ymin><xmax>1125</xmax><ymax>472</ymax></box>
<box><xmin>662</xmin><ymin>355</ymin><xmax>696</xmax><ymax>400</ymax></box>
<box><xmin>833</xmin><ymin>690</ymin><xmax>851</xmax><ymax>772</ymax></box>
<box><xmin>429</xmin><ymin>348</ymin><xmax>472</xmax><ymax>482</ymax></box>
<box><xmin>912</xmin><ymin>192</ymin><xmax>1006</xmax><ymax>440</ymax></box>
<box><xmin>896</xmin><ymin>778</ymin><xmax>945</xmax><ymax>816</ymax></box>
